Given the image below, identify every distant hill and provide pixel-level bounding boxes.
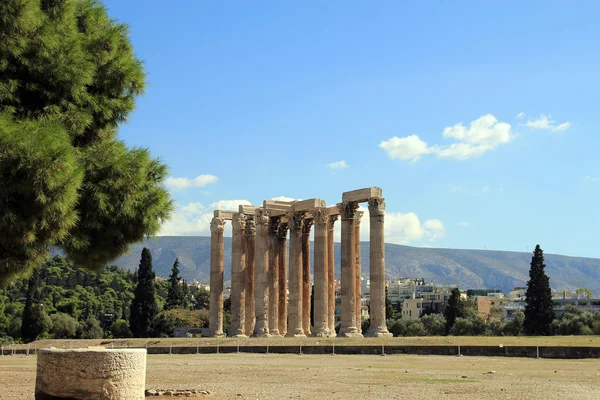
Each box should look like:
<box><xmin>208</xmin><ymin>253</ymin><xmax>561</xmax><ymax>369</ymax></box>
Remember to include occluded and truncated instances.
<box><xmin>112</xmin><ymin>236</ymin><xmax>600</xmax><ymax>294</ymax></box>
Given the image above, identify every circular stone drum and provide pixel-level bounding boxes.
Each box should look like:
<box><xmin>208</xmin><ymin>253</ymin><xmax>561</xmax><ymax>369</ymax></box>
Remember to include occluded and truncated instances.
<box><xmin>35</xmin><ymin>348</ymin><xmax>147</xmax><ymax>400</ymax></box>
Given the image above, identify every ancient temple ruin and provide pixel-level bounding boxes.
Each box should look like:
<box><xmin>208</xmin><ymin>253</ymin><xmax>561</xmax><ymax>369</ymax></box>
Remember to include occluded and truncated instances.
<box><xmin>209</xmin><ymin>187</ymin><xmax>392</xmax><ymax>338</ymax></box>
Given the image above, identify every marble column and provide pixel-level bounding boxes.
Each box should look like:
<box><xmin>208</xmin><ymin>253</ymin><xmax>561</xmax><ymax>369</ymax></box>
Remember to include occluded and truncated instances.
<box><xmin>278</xmin><ymin>223</ymin><xmax>289</xmax><ymax>335</ymax></box>
<box><xmin>338</xmin><ymin>202</ymin><xmax>362</xmax><ymax>337</ymax></box>
<box><xmin>367</xmin><ymin>197</ymin><xmax>392</xmax><ymax>337</ymax></box>
<box><xmin>311</xmin><ymin>208</ymin><xmax>329</xmax><ymax>336</ymax></box>
<box><xmin>229</xmin><ymin>214</ymin><xmax>247</xmax><ymax>337</ymax></box>
<box><xmin>327</xmin><ymin>215</ymin><xmax>338</xmax><ymax>336</ymax></box>
<box><xmin>285</xmin><ymin>212</ymin><xmax>305</xmax><ymax>337</ymax></box>
<box><xmin>268</xmin><ymin>218</ymin><xmax>281</xmax><ymax>336</ymax></box>
<box><xmin>355</xmin><ymin>211</ymin><xmax>363</xmax><ymax>333</ymax></box>
<box><xmin>209</xmin><ymin>217</ymin><xmax>225</xmax><ymax>337</ymax></box>
<box><xmin>301</xmin><ymin>218</ymin><xmax>313</xmax><ymax>335</ymax></box>
<box><xmin>244</xmin><ymin>217</ymin><xmax>256</xmax><ymax>336</ymax></box>
<box><xmin>253</xmin><ymin>209</ymin><xmax>270</xmax><ymax>337</ymax></box>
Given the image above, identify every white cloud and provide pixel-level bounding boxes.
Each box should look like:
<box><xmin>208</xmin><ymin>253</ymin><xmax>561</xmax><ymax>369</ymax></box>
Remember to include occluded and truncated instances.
<box><xmin>423</xmin><ymin>219</ymin><xmax>445</xmax><ymax>241</ymax></box>
<box><xmin>553</xmin><ymin>122</ymin><xmax>571</xmax><ymax>132</ymax></box>
<box><xmin>379</xmin><ymin>134</ymin><xmax>434</xmax><ymax>162</ymax></box>
<box><xmin>457</xmin><ymin>221</ymin><xmax>470</xmax><ymax>228</ymax></box>
<box><xmin>524</xmin><ymin>114</ymin><xmax>571</xmax><ymax>132</ymax></box>
<box><xmin>165</xmin><ymin>174</ymin><xmax>218</xmax><ymax>190</ymax></box>
<box><xmin>381</xmin><ymin>114</ymin><xmax>513</xmax><ymax>162</ymax></box>
<box><xmin>270</xmin><ymin>196</ymin><xmax>300</xmax><ymax>202</ymax></box>
<box><xmin>516</xmin><ymin>112</ymin><xmax>525</xmax><ymax>119</ymax></box>
<box><xmin>327</xmin><ymin>160</ymin><xmax>349</xmax><ymax>169</ymax></box>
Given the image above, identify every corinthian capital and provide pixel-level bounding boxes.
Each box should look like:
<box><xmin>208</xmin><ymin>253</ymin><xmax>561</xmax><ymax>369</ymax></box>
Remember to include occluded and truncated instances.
<box><xmin>245</xmin><ymin>217</ymin><xmax>256</xmax><ymax>236</ymax></box>
<box><xmin>302</xmin><ymin>218</ymin><xmax>314</xmax><ymax>235</ymax></box>
<box><xmin>355</xmin><ymin>210</ymin><xmax>364</xmax><ymax>225</ymax></box>
<box><xmin>337</xmin><ymin>202</ymin><xmax>359</xmax><ymax>220</ymax></box>
<box><xmin>210</xmin><ymin>217</ymin><xmax>225</xmax><ymax>234</ymax></box>
<box><xmin>232</xmin><ymin>213</ymin><xmax>246</xmax><ymax>231</ymax></box>
<box><xmin>287</xmin><ymin>212</ymin><xmax>305</xmax><ymax>231</ymax></box>
<box><xmin>368</xmin><ymin>197</ymin><xmax>386</xmax><ymax>216</ymax></box>
<box><xmin>310</xmin><ymin>207</ymin><xmax>330</xmax><ymax>225</ymax></box>
<box><xmin>254</xmin><ymin>208</ymin><xmax>270</xmax><ymax>226</ymax></box>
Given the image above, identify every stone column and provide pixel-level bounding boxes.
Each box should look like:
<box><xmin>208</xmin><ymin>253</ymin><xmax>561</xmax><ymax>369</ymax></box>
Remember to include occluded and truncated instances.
<box><xmin>311</xmin><ymin>208</ymin><xmax>329</xmax><ymax>336</ymax></box>
<box><xmin>367</xmin><ymin>197</ymin><xmax>392</xmax><ymax>337</ymax></box>
<box><xmin>253</xmin><ymin>209</ymin><xmax>270</xmax><ymax>337</ymax></box>
<box><xmin>278</xmin><ymin>223</ymin><xmax>289</xmax><ymax>335</ymax></box>
<box><xmin>244</xmin><ymin>217</ymin><xmax>256</xmax><ymax>336</ymax></box>
<box><xmin>268</xmin><ymin>218</ymin><xmax>281</xmax><ymax>336</ymax></box>
<box><xmin>355</xmin><ymin>211</ymin><xmax>363</xmax><ymax>333</ymax></box>
<box><xmin>285</xmin><ymin>212</ymin><xmax>305</xmax><ymax>337</ymax></box>
<box><xmin>209</xmin><ymin>216</ymin><xmax>225</xmax><ymax>337</ymax></box>
<box><xmin>327</xmin><ymin>215</ymin><xmax>338</xmax><ymax>336</ymax></box>
<box><xmin>338</xmin><ymin>202</ymin><xmax>362</xmax><ymax>337</ymax></box>
<box><xmin>229</xmin><ymin>214</ymin><xmax>247</xmax><ymax>337</ymax></box>
<box><xmin>301</xmin><ymin>218</ymin><xmax>313</xmax><ymax>335</ymax></box>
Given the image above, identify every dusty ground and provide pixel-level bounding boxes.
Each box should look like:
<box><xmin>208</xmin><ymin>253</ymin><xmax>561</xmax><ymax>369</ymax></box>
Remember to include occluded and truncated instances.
<box><xmin>1</xmin><ymin>353</ymin><xmax>599</xmax><ymax>400</ymax></box>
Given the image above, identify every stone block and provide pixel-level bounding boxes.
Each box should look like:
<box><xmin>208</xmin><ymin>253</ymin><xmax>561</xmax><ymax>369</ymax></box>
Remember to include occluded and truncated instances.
<box><xmin>342</xmin><ymin>187</ymin><xmax>382</xmax><ymax>203</ymax></box>
<box><xmin>239</xmin><ymin>205</ymin><xmax>259</xmax><ymax>214</ymax></box>
<box><xmin>213</xmin><ymin>210</ymin><xmax>236</xmax><ymax>220</ymax></box>
<box><xmin>292</xmin><ymin>199</ymin><xmax>325</xmax><ymax>212</ymax></box>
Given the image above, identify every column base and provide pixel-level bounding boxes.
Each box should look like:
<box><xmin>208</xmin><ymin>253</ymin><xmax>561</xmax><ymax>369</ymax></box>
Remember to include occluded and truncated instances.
<box><xmin>310</xmin><ymin>329</ymin><xmax>328</xmax><ymax>337</ymax></box>
<box><xmin>366</xmin><ymin>326</ymin><xmax>392</xmax><ymax>338</ymax></box>
<box><xmin>230</xmin><ymin>333</ymin><xmax>248</xmax><ymax>338</ymax></box>
<box><xmin>285</xmin><ymin>330</ymin><xmax>306</xmax><ymax>338</ymax></box>
<box><xmin>339</xmin><ymin>326</ymin><xmax>363</xmax><ymax>338</ymax></box>
<box><xmin>251</xmin><ymin>332</ymin><xmax>272</xmax><ymax>338</ymax></box>
<box><xmin>269</xmin><ymin>330</ymin><xmax>282</xmax><ymax>338</ymax></box>
<box><xmin>210</xmin><ymin>332</ymin><xmax>225</xmax><ymax>338</ymax></box>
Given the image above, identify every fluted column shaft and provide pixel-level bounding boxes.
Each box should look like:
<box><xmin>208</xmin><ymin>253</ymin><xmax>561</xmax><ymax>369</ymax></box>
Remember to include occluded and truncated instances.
<box><xmin>268</xmin><ymin>218</ymin><xmax>280</xmax><ymax>336</ymax></box>
<box><xmin>229</xmin><ymin>214</ymin><xmax>247</xmax><ymax>337</ymax></box>
<box><xmin>253</xmin><ymin>209</ymin><xmax>270</xmax><ymax>337</ymax></box>
<box><xmin>367</xmin><ymin>197</ymin><xmax>392</xmax><ymax>337</ymax></box>
<box><xmin>301</xmin><ymin>219</ymin><xmax>313</xmax><ymax>335</ymax></box>
<box><xmin>355</xmin><ymin>211</ymin><xmax>363</xmax><ymax>332</ymax></box>
<box><xmin>244</xmin><ymin>217</ymin><xmax>256</xmax><ymax>336</ymax></box>
<box><xmin>278</xmin><ymin>224</ymin><xmax>289</xmax><ymax>335</ymax></box>
<box><xmin>327</xmin><ymin>215</ymin><xmax>338</xmax><ymax>335</ymax></box>
<box><xmin>311</xmin><ymin>208</ymin><xmax>329</xmax><ymax>336</ymax></box>
<box><xmin>285</xmin><ymin>212</ymin><xmax>305</xmax><ymax>337</ymax></box>
<box><xmin>338</xmin><ymin>202</ymin><xmax>361</xmax><ymax>337</ymax></box>
<box><xmin>209</xmin><ymin>217</ymin><xmax>225</xmax><ymax>337</ymax></box>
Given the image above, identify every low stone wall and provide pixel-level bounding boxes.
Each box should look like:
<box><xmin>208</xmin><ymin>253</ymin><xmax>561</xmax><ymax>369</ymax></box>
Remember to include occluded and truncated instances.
<box><xmin>35</xmin><ymin>348</ymin><xmax>147</xmax><ymax>400</ymax></box>
<box><xmin>143</xmin><ymin>345</ymin><xmax>600</xmax><ymax>359</ymax></box>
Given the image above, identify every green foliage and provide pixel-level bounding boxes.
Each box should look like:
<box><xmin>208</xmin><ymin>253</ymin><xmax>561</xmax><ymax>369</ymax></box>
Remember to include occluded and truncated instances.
<box><xmin>165</xmin><ymin>258</ymin><xmax>184</xmax><ymax>310</ymax></box>
<box><xmin>575</xmin><ymin>288</ymin><xmax>592</xmax><ymax>299</ymax></box>
<box><xmin>551</xmin><ymin>306</ymin><xmax>600</xmax><ymax>335</ymax></box>
<box><xmin>449</xmin><ymin>316</ymin><xmax>487</xmax><ymax>336</ymax></box>
<box><xmin>444</xmin><ymin>288</ymin><xmax>463</xmax><ymax>333</ymax></box>
<box><xmin>388</xmin><ymin>318</ymin><xmax>426</xmax><ymax>337</ymax></box>
<box><xmin>0</xmin><ymin>0</ymin><xmax>172</xmax><ymax>283</ymax></box>
<box><xmin>79</xmin><ymin>316</ymin><xmax>103</xmax><ymax>339</ymax></box>
<box><xmin>420</xmin><ymin>313</ymin><xmax>446</xmax><ymax>336</ymax></box>
<box><xmin>49</xmin><ymin>313</ymin><xmax>79</xmax><ymax>339</ymax></box>
<box><xmin>385</xmin><ymin>287</ymin><xmax>394</xmax><ymax>320</ymax></box>
<box><xmin>110</xmin><ymin>319</ymin><xmax>132</xmax><ymax>338</ymax></box>
<box><xmin>503</xmin><ymin>311</ymin><xmax>524</xmax><ymax>336</ymax></box>
<box><xmin>361</xmin><ymin>317</ymin><xmax>371</xmax><ymax>333</ymax></box>
<box><xmin>21</xmin><ymin>269</ymin><xmax>51</xmax><ymax>342</ymax></box>
<box><xmin>524</xmin><ymin>245</ymin><xmax>555</xmax><ymax>335</ymax></box>
<box><xmin>130</xmin><ymin>248</ymin><xmax>158</xmax><ymax>337</ymax></box>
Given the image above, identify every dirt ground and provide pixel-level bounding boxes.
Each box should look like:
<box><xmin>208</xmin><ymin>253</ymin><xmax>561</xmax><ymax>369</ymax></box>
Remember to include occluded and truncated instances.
<box><xmin>1</xmin><ymin>353</ymin><xmax>599</xmax><ymax>400</ymax></box>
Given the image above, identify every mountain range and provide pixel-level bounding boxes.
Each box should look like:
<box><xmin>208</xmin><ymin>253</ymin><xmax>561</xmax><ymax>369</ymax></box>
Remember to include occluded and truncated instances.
<box><xmin>110</xmin><ymin>236</ymin><xmax>600</xmax><ymax>294</ymax></box>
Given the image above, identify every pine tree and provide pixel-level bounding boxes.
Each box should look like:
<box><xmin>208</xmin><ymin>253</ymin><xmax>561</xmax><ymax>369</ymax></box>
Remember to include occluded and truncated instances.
<box><xmin>21</xmin><ymin>269</ymin><xmax>50</xmax><ymax>342</ymax></box>
<box><xmin>524</xmin><ymin>245</ymin><xmax>555</xmax><ymax>335</ymax></box>
<box><xmin>129</xmin><ymin>248</ymin><xmax>158</xmax><ymax>337</ymax></box>
<box><xmin>165</xmin><ymin>258</ymin><xmax>184</xmax><ymax>310</ymax></box>
<box><xmin>0</xmin><ymin>0</ymin><xmax>172</xmax><ymax>283</ymax></box>
<box><xmin>444</xmin><ymin>288</ymin><xmax>463</xmax><ymax>334</ymax></box>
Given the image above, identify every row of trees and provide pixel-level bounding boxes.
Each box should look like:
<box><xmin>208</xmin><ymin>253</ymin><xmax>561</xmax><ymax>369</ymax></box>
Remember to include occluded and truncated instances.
<box><xmin>0</xmin><ymin>250</ymin><xmax>209</xmax><ymax>343</ymax></box>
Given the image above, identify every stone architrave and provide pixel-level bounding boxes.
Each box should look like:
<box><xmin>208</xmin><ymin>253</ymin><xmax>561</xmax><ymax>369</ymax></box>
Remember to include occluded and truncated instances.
<box><xmin>337</xmin><ymin>202</ymin><xmax>362</xmax><ymax>337</ymax></box>
<box><xmin>253</xmin><ymin>209</ymin><xmax>271</xmax><ymax>337</ymax></box>
<box><xmin>285</xmin><ymin>212</ymin><xmax>305</xmax><ymax>337</ymax></box>
<box><xmin>229</xmin><ymin>213</ymin><xmax>247</xmax><ymax>337</ymax></box>
<box><xmin>327</xmin><ymin>214</ymin><xmax>338</xmax><ymax>335</ymax></box>
<box><xmin>244</xmin><ymin>216</ymin><xmax>256</xmax><ymax>336</ymax></box>
<box><xmin>268</xmin><ymin>217</ymin><xmax>281</xmax><ymax>336</ymax></box>
<box><xmin>366</xmin><ymin>197</ymin><xmax>392</xmax><ymax>337</ymax></box>
<box><xmin>278</xmin><ymin>223</ymin><xmax>289</xmax><ymax>335</ymax></box>
<box><xmin>301</xmin><ymin>218</ymin><xmax>313</xmax><ymax>335</ymax></box>
<box><xmin>209</xmin><ymin>216</ymin><xmax>225</xmax><ymax>337</ymax></box>
<box><xmin>311</xmin><ymin>208</ymin><xmax>329</xmax><ymax>336</ymax></box>
<box><xmin>355</xmin><ymin>211</ymin><xmax>363</xmax><ymax>332</ymax></box>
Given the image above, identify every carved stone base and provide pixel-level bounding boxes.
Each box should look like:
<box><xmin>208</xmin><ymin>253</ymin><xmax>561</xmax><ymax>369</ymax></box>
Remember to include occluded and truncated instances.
<box><xmin>366</xmin><ymin>326</ymin><xmax>392</xmax><ymax>338</ymax></box>
<box><xmin>285</xmin><ymin>331</ymin><xmax>306</xmax><ymax>338</ymax></box>
<box><xmin>230</xmin><ymin>333</ymin><xmax>248</xmax><ymax>338</ymax></box>
<box><xmin>339</xmin><ymin>327</ymin><xmax>363</xmax><ymax>338</ymax></box>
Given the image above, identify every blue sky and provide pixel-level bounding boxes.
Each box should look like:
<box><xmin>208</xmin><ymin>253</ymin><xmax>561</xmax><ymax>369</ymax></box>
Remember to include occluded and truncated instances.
<box><xmin>104</xmin><ymin>1</ymin><xmax>600</xmax><ymax>258</ymax></box>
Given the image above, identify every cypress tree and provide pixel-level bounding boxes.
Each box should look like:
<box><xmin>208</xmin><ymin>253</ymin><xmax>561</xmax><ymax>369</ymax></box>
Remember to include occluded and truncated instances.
<box><xmin>444</xmin><ymin>288</ymin><xmax>463</xmax><ymax>334</ymax></box>
<box><xmin>21</xmin><ymin>269</ymin><xmax>50</xmax><ymax>342</ymax></box>
<box><xmin>524</xmin><ymin>245</ymin><xmax>555</xmax><ymax>335</ymax></box>
<box><xmin>385</xmin><ymin>286</ymin><xmax>394</xmax><ymax>320</ymax></box>
<box><xmin>129</xmin><ymin>248</ymin><xmax>158</xmax><ymax>337</ymax></box>
<box><xmin>0</xmin><ymin>0</ymin><xmax>172</xmax><ymax>283</ymax></box>
<box><xmin>165</xmin><ymin>258</ymin><xmax>184</xmax><ymax>310</ymax></box>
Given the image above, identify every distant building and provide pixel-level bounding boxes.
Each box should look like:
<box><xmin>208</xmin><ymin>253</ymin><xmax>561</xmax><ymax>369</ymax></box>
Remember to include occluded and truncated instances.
<box><xmin>504</xmin><ymin>298</ymin><xmax>600</xmax><ymax>320</ymax></box>
<box><xmin>475</xmin><ymin>294</ymin><xmax>510</xmax><ymax>321</ymax></box>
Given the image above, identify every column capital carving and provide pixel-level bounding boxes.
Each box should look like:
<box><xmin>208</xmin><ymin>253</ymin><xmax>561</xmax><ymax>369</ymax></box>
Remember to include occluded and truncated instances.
<box><xmin>210</xmin><ymin>217</ymin><xmax>225</xmax><ymax>234</ymax></box>
<box><xmin>310</xmin><ymin>207</ymin><xmax>330</xmax><ymax>225</ymax></box>
<box><xmin>232</xmin><ymin>214</ymin><xmax>246</xmax><ymax>231</ymax></box>
<box><xmin>254</xmin><ymin>208</ymin><xmax>270</xmax><ymax>227</ymax></box>
<box><xmin>368</xmin><ymin>197</ymin><xmax>386</xmax><ymax>216</ymax></box>
<box><xmin>354</xmin><ymin>210</ymin><xmax>364</xmax><ymax>225</ymax></box>
<box><xmin>337</xmin><ymin>202</ymin><xmax>359</xmax><ymax>220</ymax></box>
<box><xmin>302</xmin><ymin>218</ymin><xmax>314</xmax><ymax>235</ymax></box>
<box><xmin>245</xmin><ymin>217</ymin><xmax>256</xmax><ymax>236</ymax></box>
<box><xmin>277</xmin><ymin>222</ymin><xmax>289</xmax><ymax>240</ymax></box>
<box><xmin>287</xmin><ymin>212</ymin><xmax>305</xmax><ymax>232</ymax></box>
<box><xmin>270</xmin><ymin>216</ymin><xmax>282</xmax><ymax>236</ymax></box>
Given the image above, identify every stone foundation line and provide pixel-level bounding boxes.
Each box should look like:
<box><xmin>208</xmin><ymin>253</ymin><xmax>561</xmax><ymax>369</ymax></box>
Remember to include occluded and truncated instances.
<box><xmin>208</xmin><ymin>187</ymin><xmax>390</xmax><ymax>338</ymax></box>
